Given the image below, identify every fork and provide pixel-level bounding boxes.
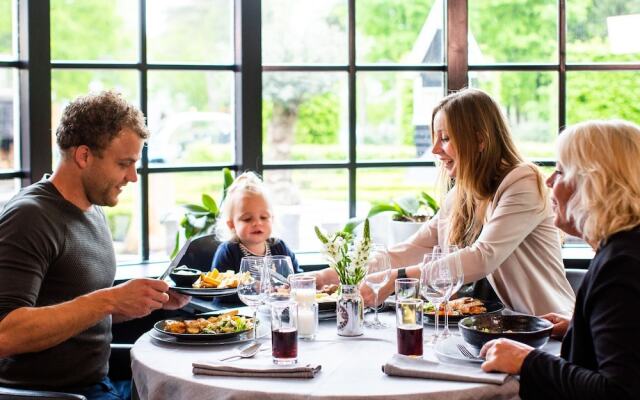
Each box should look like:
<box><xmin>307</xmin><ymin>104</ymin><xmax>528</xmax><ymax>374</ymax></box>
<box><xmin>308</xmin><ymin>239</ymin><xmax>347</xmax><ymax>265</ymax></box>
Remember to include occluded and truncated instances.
<box><xmin>456</xmin><ymin>344</ymin><xmax>485</xmax><ymax>361</ymax></box>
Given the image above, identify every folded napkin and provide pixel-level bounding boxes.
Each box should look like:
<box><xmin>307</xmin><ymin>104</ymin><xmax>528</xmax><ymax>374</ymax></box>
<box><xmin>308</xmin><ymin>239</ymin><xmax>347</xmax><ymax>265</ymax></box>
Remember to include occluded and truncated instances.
<box><xmin>382</xmin><ymin>354</ymin><xmax>508</xmax><ymax>385</ymax></box>
<box><xmin>193</xmin><ymin>360</ymin><xmax>321</xmax><ymax>379</ymax></box>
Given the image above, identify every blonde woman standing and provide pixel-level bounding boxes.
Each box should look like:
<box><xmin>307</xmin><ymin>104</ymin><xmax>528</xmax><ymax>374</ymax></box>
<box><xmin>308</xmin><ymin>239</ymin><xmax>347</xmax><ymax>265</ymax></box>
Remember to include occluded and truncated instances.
<box><xmin>315</xmin><ymin>88</ymin><xmax>575</xmax><ymax>316</ymax></box>
<box><xmin>480</xmin><ymin>120</ymin><xmax>640</xmax><ymax>399</ymax></box>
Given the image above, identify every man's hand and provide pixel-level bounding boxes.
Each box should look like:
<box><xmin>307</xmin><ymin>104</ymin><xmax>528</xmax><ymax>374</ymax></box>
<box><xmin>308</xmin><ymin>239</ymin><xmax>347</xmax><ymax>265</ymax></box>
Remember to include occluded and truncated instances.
<box><xmin>163</xmin><ymin>290</ymin><xmax>191</xmax><ymax>310</ymax></box>
<box><xmin>109</xmin><ymin>278</ymin><xmax>170</xmax><ymax>319</ymax></box>
<box><xmin>479</xmin><ymin>338</ymin><xmax>534</xmax><ymax>374</ymax></box>
<box><xmin>540</xmin><ymin>312</ymin><xmax>571</xmax><ymax>339</ymax></box>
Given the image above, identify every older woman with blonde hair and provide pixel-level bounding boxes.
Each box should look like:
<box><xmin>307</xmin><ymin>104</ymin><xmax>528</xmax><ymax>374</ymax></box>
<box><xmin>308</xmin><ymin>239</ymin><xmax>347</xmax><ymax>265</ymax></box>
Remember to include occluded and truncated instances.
<box><xmin>481</xmin><ymin>120</ymin><xmax>640</xmax><ymax>398</ymax></box>
<box><xmin>316</xmin><ymin>88</ymin><xmax>574</xmax><ymax>315</ymax></box>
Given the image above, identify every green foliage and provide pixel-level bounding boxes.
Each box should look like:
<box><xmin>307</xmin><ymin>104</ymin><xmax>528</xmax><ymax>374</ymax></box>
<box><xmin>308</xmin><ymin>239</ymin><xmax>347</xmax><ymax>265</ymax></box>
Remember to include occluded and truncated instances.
<box><xmin>367</xmin><ymin>191</ymin><xmax>439</xmax><ymax>222</ymax></box>
<box><xmin>0</xmin><ymin>0</ymin><xmax>11</xmax><ymax>54</ymax></box>
<box><xmin>295</xmin><ymin>92</ymin><xmax>340</xmax><ymax>144</ymax></box>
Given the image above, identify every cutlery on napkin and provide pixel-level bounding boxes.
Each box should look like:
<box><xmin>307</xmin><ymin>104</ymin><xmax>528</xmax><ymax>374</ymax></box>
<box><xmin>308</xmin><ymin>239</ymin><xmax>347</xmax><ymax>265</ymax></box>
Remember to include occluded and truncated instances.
<box><xmin>192</xmin><ymin>361</ymin><xmax>321</xmax><ymax>379</ymax></box>
<box><xmin>382</xmin><ymin>354</ymin><xmax>508</xmax><ymax>384</ymax></box>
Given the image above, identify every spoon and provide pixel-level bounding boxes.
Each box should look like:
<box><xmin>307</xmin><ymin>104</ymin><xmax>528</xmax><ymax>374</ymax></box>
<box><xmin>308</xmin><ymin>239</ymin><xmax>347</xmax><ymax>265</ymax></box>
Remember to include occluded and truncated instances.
<box><xmin>219</xmin><ymin>342</ymin><xmax>262</xmax><ymax>362</ymax></box>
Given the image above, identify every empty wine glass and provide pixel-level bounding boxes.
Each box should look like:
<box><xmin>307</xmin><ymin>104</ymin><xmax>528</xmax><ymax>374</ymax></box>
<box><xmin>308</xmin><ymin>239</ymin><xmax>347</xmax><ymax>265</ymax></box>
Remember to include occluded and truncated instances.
<box><xmin>265</xmin><ymin>255</ymin><xmax>294</xmax><ymax>302</ymax></box>
<box><xmin>364</xmin><ymin>244</ymin><xmax>392</xmax><ymax>329</ymax></box>
<box><xmin>420</xmin><ymin>253</ymin><xmax>452</xmax><ymax>344</ymax></box>
<box><xmin>238</xmin><ymin>256</ymin><xmax>267</xmax><ymax>341</ymax></box>
<box><xmin>440</xmin><ymin>245</ymin><xmax>463</xmax><ymax>339</ymax></box>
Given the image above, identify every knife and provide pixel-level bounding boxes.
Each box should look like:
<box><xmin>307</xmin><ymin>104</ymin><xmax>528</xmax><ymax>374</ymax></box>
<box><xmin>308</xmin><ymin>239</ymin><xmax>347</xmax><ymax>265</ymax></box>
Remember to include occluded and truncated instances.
<box><xmin>159</xmin><ymin>237</ymin><xmax>194</xmax><ymax>282</ymax></box>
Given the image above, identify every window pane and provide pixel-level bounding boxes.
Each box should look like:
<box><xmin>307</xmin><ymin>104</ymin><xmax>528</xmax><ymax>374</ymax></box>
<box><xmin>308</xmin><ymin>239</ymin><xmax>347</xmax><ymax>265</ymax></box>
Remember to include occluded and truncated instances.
<box><xmin>104</xmin><ymin>181</ymin><xmax>140</xmax><ymax>263</ymax></box>
<box><xmin>147</xmin><ymin>71</ymin><xmax>234</xmax><ymax>166</ymax></box>
<box><xmin>568</xmin><ymin>1</ymin><xmax>640</xmax><ymax>63</ymax></box>
<box><xmin>51</xmin><ymin>0</ymin><xmax>139</xmax><ymax>62</ymax></box>
<box><xmin>567</xmin><ymin>71</ymin><xmax>640</xmax><ymax>125</ymax></box>
<box><xmin>357</xmin><ymin>0</ymin><xmax>443</xmax><ymax>64</ymax></box>
<box><xmin>469</xmin><ymin>0</ymin><xmax>557</xmax><ymax>64</ymax></box>
<box><xmin>148</xmin><ymin>171</ymin><xmax>225</xmax><ymax>261</ymax></box>
<box><xmin>357</xmin><ymin>71</ymin><xmax>444</xmax><ymax>161</ymax></box>
<box><xmin>357</xmin><ymin>167</ymin><xmax>439</xmax><ymax>246</ymax></box>
<box><xmin>263</xmin><ymin>72</ymin><xmax>348</xmax><ymax>163</ymax></box>
<box><xmin>0</xmin><ymin>0</ymin><xmax>14</xmax><ymax>59</ymax></box>
<box><xmin>0</xmin><ymin>178</ymin><xmax>20</xmax><ymax>209</ymax></box>
<box><xmin>0</xmin><ymin>68</ymin><xmax>16</xmax><ymax>170</ymax></box>
<box><xmin>263</xmin><ymin>169</ymin><xmax>348</xmax><ymax>253</ymax></box>
<box><xmin>51</xmin><ymin>69</ymin><xmax>139</xmax><ymax>167</ymax></box>
<box><xmin>470</xmin><ymin>71</ymin><xmax>558</xmax><ymax>159</ymax></box>
<box><xmin>146</xmin><ymin>0</ymin><xmax>233</xmax><ymax>64</ymax></box>
<box><xmin>262</xmin><ymin>0</ymin><xmax>347</xmax><ymax>64</ymax></box>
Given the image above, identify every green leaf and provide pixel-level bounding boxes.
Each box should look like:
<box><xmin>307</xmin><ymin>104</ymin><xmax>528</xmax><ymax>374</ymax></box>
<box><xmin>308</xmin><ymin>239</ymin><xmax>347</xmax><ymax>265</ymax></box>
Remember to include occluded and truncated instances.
<box><xmin>314</xmin><ymin>226</ymin><xmax>329</xmax><ymax>243</ymax></box>
<box><xmin>395</xmin><ymin>196</ymin><xmax>420</xmax><ymax>215</ymax></box>
<box><xmin>202</xmin><ymin>194</ymin><xmax>218</xmax><ymax>215</ymax></box>
<box><xmin>342</xmin><ymin>217</ymin><xmax>364</xmax><ymax>234</ymax></box>
<box><xmin>420</xmin><ymin>191</ymin><xmax>440</xmax><ymax>213</ymax></box>
<box><xmin>221</xmin><ymin>167</ymin><xmax>234</xmax><ymax>202</ymax></box>
<box><xmin>366</xmin><ymin>204</ymin><xmax>399</xmax><ymax>218</ymax></box>
<box><xmin>170</xmin><ymin>232</ymin><xmax>181</xmax><ymax>259</ymax></box>
<box><xmin>183</xmin><ymin>204</ymin><xmax>209</xmax><ymax>213</ymax></box>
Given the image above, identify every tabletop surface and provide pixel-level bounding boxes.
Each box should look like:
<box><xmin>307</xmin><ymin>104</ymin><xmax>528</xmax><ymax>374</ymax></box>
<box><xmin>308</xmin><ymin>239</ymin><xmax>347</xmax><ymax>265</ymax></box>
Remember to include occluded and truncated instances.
<box><xmin>131</xmin><ymin>309</ymin><xmax>561</xmax><ymax>400</ymax></box>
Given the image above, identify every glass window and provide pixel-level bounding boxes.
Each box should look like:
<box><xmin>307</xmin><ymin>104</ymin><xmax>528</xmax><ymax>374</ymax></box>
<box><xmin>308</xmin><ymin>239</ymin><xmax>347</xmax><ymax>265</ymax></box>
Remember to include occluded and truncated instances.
<box><xmin>51</xmin><ymin>69</ymin><xmax>140</xmax><ymax>166</ymax></box>
<box><xmin>263</xmin><ymin>169</ymin><xmax>348</xmax><ymax>253</ymax></box>
<box><xmin>567</xmin><ymin>0</ymin><xmax>640</xmax><ymax>63</ymax></box>
<box><xmin>0</xmin><ymin>68</ymin><xmax>16</xmax><ymax>170</ymax></box>
<box><xmin>50</xmin><ymin>0</ymin><xmax>139</xmax><ymax>62</ymax></box>
<box><xmin>469</xmin><ymin>0</ymin><xmax>557</xmax><ymax>64</ymax></box>
<box><xmin>567</xmin><ymin>71</ymin><xmax>640</xmax><ymax>125</ymax></box>
<box><xmin>0</xmin><ymin>0</ymin><xmax>14</xmax><ymax>59</ymax></box>
<box><xmin>146</xmin><ymin>0</ymin><xmax>233</xmax><ymax>64</ymax></box>
<box><xmin>470</xmin><ymin>71</ymin><xmax>558</xmax><ymax>159</ymax></box>
<box><xmin>357</xmin><ymin>0</ymin><xmax>444</xmax><ymax>64</ymax></box>
<box><xmin>147</xmin><ymin>71</ymin><xmax>234</xmax><ymax>166</ymax></box>
<box><xmin>263</xmin><ymin>72</ymin><xmax>348</xmax><ymax>163</ymax></box>
<box><xmin>262</xmin><ymin>0</ymin><xmax>347</xmax><ymax>65</ymax></box>
<box><xmin>357</xmin><ymin>71</ymin><xmax>444</xmax><ymax>161</ymax></box>
<box><xmin>104</xmin><ymin>181</ymin><xmax>140</xmax><ymax>263</ymax></box>
<box><xmin>148</xmin><ymin>171</ymin><xmax>225</xmax><ymax>261</ymax></box>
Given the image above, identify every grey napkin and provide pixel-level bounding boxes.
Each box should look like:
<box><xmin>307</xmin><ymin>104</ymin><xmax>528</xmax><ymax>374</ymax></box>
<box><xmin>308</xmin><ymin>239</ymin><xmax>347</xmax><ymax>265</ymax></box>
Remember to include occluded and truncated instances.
<box><xmin>192</xmin><ymin>361</ymin><xmax>321</xmax><ymax>379</ymax></box>
<box><xmin>382</xmin><ymin>354</ymin><xmax>508</xmax><ymax>384</ymax></box>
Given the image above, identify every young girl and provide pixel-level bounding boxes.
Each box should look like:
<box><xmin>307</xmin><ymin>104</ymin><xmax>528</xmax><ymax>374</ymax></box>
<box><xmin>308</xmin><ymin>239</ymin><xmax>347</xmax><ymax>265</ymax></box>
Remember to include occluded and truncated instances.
<box><xmin>212</xmin><ymin>171</ymin><xmax>300</xmax><ymax>274</ymax></box>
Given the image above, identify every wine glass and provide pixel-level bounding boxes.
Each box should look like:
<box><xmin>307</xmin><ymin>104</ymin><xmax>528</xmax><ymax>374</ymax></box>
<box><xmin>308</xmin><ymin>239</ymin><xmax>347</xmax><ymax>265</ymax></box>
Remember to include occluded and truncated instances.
<box><xmin>265</xmin><ymin>255</ymin><xmax>295</xmax><ymax>302</ymax></box>
<box><xmin>420</xmin><ymin>253</ymin><xmax>452</xmax><ymax>344</ymax></box>
<box><xmin>238</xmin><ymin>256</ymin><xmax>267</xmax><ymax>341</ymax></box>
<box><xmin>440</xmin><ymin>245</ymin><xmax>463</xmax><ymax>338</ymax></box>
<box><xmin>364</xmin><ymin>244</ymin><xmax>392</xmax><ymax>328</ymax></box>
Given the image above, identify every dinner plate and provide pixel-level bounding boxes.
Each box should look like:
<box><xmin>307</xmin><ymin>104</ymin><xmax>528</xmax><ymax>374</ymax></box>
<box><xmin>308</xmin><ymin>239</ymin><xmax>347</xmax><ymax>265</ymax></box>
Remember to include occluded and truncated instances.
<box><xmin>153</xmin><ymin>315</ymin><xmax>254</xmax><ymax>341</ymax></box>
<box><xmin>148</xmin><ymin>327</ymin><xmax>267</xmax><ymax>346</ymax></box>
<box><xmin>169</xmin><ymin>285</ymin><xmax>238</xmax><ymax>298</ymax></box>
<box><xmin>423</xmin><ymin>300</ymin><xmax>504</xmax><ymax>325</ymax></box>
<box><xmin>434</xmin><ymin>335</ymin><xmax>484</xmax><ymax>364</ymax></box>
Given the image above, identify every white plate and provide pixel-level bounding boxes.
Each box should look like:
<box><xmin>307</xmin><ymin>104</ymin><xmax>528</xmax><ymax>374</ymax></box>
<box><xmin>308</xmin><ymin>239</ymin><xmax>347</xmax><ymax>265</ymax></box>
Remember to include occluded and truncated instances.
<box><xmin>169</xmin><ymin>286</ymin><xmax>237</xmax><ymax>298</ymax></box>
<box><xmin>434</xmin><ymin>335</ymin><xmax>484</xmax><ymax>364</ymax></box>
<box><xmin>148</xmin><ymin>323</ymin><xmax>268</xmax><ymax>346</ymax></box>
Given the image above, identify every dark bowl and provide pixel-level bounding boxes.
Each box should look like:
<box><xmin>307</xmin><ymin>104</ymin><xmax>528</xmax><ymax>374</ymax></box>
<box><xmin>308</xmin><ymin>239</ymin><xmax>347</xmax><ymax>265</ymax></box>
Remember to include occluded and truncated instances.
<box><xmin>169</xmin><ymin>267</ymin><xmax>201</xmax><ymax>287</ymax></box>
<box><xmin>458</xmin><ymin>314</ymin><xmax>553</xmax><ymax>351</ymax></box>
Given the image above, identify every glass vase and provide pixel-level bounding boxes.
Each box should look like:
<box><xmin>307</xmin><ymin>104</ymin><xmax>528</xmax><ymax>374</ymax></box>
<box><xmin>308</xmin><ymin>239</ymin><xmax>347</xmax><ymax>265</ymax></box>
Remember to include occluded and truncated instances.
<box><xmin>336</xmin><ymin>284</ymin><xmax>364</xmax><ymax>336</ymax></box>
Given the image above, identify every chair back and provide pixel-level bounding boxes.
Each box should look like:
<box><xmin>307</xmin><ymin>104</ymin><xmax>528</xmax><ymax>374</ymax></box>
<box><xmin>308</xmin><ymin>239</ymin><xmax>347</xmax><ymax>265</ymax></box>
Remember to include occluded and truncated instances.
<box><xmin>565</xmin><ymin>268</ymin><xmax>587</xmax><ymax>294</ymax></box>
<box><xmin>176</xmin><ymin>234</ymin><xmax>221</xmax><ymax>272</ymax></box>
<box><xmin>0</xmin><ymin>386</ymin><xmax>87</xmax><ymax>399</ymax></box>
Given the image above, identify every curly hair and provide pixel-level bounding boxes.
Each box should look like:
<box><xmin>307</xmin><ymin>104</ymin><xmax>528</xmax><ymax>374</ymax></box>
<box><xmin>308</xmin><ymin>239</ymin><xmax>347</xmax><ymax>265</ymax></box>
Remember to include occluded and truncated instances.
<box><xmin>56</xmin><ymin>91</ymin><xmax>149</xmax><ymax>157</ymax></box>
<box><xmin>558</xmin><ymin>120</ymin><xmax>640</xmax><ymax>246</ymax></box>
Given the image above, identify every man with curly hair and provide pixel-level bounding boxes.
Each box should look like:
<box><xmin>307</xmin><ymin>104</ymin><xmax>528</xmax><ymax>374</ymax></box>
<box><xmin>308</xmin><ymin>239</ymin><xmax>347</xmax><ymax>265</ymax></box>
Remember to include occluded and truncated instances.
<box><xmin>0</xmin><ymin>91</ymin><xmax>190</xmax><ymax>399</ymax></box>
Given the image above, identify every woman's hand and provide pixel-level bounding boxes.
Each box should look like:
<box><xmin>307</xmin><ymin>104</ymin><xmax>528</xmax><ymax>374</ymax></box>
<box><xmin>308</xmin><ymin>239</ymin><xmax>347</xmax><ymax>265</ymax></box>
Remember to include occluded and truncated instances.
<box><xmin>312</xmin><ymin>267</ymin><xmax>339</xmax><ymax>289</ymax></box>
<box><xmin>479</xmin><ymin>338</ymin><xmax>534</xmax><ymax>374</ymax></box>
<box><xmin>360</xmin><ymin>270</ymin><xmax>395</xmax><ymax>307</ymax></box>
<box><xmin>540</xmin><ymin>312</ymin><xmax>571</xmax><ymax>339</ymax></box>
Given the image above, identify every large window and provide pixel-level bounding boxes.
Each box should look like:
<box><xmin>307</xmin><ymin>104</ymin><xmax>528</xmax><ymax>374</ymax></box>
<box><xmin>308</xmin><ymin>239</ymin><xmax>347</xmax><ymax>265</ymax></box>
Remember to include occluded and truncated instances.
<box><xmin>3</xmin><ymin>0</ymin><xmax>639</xmax><ymax>265</ymax></box>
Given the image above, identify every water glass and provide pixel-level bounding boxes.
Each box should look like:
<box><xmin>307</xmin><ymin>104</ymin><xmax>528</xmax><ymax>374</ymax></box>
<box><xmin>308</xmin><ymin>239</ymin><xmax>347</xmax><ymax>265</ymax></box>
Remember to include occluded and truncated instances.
<box><xmin>290</xmin><ymin>275</ymin><xmax>318</xmax><ymax>340</ymax></box>
<box><xmin>395</xmin><ymin>298</ymin><xmax>424</xmax><ymax>357</ymax></box>
<box><xmin>271</xmin><ymin>301</ymin><xmax>298</xmax><ymax>365</ymax></box>
<box><xmin>395</xmin><ymin>278</ymin><xmax>419</xmax><ymax>300</ymax></box>
<box><xmin>266</xmin><ymin>255</ymin><xmax>294</xmax><ymax>302</ymax></box>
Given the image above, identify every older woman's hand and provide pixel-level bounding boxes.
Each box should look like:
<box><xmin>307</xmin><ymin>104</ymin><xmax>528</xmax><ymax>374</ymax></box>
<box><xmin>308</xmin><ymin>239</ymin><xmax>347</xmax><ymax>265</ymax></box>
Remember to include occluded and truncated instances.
<box><xmin>540</xmin><ymin>312</ymin><xmax>571</xmax><ymax>339</ymax></box>
<box><xmin>479</xmin><ymin>338</ymin><xmax>534</xmax><ymax>374</ymax></box>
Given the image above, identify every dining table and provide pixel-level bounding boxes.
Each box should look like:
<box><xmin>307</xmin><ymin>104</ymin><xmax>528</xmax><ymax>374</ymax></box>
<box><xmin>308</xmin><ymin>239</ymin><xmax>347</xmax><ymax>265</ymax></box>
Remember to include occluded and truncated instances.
<box><xmin>131</xmin><ymin>307</ymin><xmax>561</xmax><ymax>400</ymax></box>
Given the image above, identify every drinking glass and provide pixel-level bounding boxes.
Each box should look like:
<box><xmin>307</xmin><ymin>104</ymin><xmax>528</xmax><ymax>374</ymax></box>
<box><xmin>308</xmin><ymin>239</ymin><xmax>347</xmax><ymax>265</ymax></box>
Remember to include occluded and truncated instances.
<box><xmin>420</xmin><ymin>253</ymin><xmax>451</xmax><ymax>344</ymax></box>
<box><xmin>395</xmin><ymin>278</ymin><xmax>419</xmax><ymax>300</ymax></box>
<box><xmin>265</xmin><ymin>255</ymin><xmax>295</xmax><ymax>302</ymax></box>
<box><xmin>290</xmin><ymin>275</ymin><xmax>318</xmax><ymax>340</ymax></box>
<box><xmin>395</xmin><ymin>298</ymin><xmax>424</xmax><ymax>357</ymax></box>
<box><xmin>364</xmin><ymin>244</ymin><xmax>392</xmax><ymax>328</ymax></box>
<box><xmin>440</xmin><ymin>245</ymin><xmax>463</xmax><ymax>338</ymax></box>
<box><xmin>270</xmin><ymin>301</ymin><xmax>298</xmax><ymax>365</ymax></box>
<box><xmin>238</xmin><ymin>256</ymin><xmax>267</xmax><ymax>342</ymax></box>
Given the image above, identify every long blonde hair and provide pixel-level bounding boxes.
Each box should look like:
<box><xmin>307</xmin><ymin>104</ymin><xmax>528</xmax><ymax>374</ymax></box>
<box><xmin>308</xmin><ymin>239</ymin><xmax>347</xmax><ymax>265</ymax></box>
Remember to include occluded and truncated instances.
<box><xmin>215</xmin><ymin>171</ymin><xmax>273</xmax><ymax>242</ymax></box>
<box><xmin>558</xmin><ymin>120</ymin><xmax>640</xmax><ymax>246</ymax></box>
<box><xmin>431</xmin><ymin>88</ymin><xmax>545</xmax><ymax>246</ymax></box>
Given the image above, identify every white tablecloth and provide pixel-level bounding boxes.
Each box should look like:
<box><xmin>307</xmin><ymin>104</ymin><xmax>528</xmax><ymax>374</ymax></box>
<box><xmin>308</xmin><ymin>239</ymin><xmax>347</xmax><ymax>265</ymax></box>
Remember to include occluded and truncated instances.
<box><xmin>131</xmin><ymin>310</ymin><xmax>560</xmax><ymax>400</ymax></box>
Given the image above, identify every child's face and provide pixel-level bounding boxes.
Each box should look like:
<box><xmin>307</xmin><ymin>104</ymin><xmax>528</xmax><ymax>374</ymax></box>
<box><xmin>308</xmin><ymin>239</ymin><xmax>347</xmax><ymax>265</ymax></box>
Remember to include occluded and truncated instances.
<box><xmin>227</xmin><ymin>192</ymin><xmax>273</xmax><ymax>246</ymax></box>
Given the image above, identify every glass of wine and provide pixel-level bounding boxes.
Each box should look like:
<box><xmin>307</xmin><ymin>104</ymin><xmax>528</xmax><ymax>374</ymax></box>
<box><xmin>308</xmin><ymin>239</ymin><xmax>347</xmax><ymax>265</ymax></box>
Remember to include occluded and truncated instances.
<box><xmin>238</xmin><ymin>256</ymin><xmax>267</xmax><ymax>342</ymax></box>
<box><xmin>420</xmin><ymin>252</ymin><xmax>452</xmax><ymax>344</ymax></box>
<box><xmin>364</xmin><ymin>244</ymin><xmax>392</xmax><ymax>328</ymax></box>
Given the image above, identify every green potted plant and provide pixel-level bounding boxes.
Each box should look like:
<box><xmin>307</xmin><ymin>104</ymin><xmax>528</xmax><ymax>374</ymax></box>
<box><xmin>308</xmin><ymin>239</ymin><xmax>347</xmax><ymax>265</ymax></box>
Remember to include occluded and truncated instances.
<box><xmin>170</xmin><ymin>167</ymin><xmax>235</xmax><ymax>258</ymax></box>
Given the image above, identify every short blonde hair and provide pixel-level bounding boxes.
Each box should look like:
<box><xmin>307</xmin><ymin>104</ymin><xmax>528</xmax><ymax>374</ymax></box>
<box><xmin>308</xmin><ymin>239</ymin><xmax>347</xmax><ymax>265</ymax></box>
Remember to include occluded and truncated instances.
<box><xmin>558</xmin><ymin>120</ymin><xmax>640</xmax><ymax>245</ymax></box>
<box><xmin>215</xmin><ymin>171</ymin><xmax>273</xmax><ymax>241</ymax></box>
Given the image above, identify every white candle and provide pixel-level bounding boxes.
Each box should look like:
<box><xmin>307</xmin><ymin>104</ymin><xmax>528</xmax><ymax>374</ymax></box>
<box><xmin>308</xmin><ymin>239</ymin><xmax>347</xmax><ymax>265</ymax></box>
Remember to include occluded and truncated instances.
<box><xmin>292</xmin><ymin>288</ymin><xmax>316</xmax><ymax>305</ymax></box>
<box><xmin>297</xmin><ymin>306</ymin><xmax>317</xmax><ymax>337</ymax></box>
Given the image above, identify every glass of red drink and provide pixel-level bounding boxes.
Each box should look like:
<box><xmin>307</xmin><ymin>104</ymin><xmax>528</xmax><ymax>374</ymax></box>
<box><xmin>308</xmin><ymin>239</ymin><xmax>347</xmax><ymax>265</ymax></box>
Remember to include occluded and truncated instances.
<box><xmin>271</xmin><ymin>301</ymin><xmax>298</xmax><ymax>365</ymax></box>
<box><xmin>396</xmin><ymin>298</ymin><xmax>424</xmax><ymax>358</ymax></box>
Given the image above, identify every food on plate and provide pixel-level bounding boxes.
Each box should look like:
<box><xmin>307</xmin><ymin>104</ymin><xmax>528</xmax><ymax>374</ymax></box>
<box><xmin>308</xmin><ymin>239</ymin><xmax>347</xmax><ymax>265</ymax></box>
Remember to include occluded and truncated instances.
<box><xmin>192</xmin><ymin>268</ymin><xmax>246</xmax><ymax>289</ymax></box>
<box><xmin>316</xmin><ymin>284</ymin><xmax>339</xmax><ymax>302</ymax></box>
<box><xmin>423</xmin><ymin>297</ymin><xmax>487</xmax><ymax>316</ymax></box>
<box><xmin>162</xmin><ymin>310</ymin><xmax>254</xmax><ymax>335</ymax></box>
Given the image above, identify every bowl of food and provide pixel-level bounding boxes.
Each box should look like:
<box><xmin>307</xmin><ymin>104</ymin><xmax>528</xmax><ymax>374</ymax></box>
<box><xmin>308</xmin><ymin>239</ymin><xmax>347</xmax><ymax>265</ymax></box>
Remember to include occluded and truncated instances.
<box><xmin>169</xmin><ymin>266</ymin><xmax>202</xmax><ymax>287</ymax></box>
<box><xmin>458</xmin><ymin>314</ymin><xmax>553</xmax><ymax>351</ymax></box>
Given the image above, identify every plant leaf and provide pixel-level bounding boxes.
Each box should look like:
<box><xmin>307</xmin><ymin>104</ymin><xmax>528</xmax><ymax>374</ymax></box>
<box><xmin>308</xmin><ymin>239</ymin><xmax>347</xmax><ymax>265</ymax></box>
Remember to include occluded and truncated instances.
<box><xmin>366</xmin><ymin>204</ymin><xmax>398</xmax><ymax>218</ymax></box>
<box><xmin>342</xmin><ymin>217</ymin><xmax>364</xmax><ymax>234</ymax></box>
<box><xmin>221</xmin><ymin>167</ymin><xmax>234</xmax><ymax>202</ymax></box>
<box><xmin>202</xmin><ymin>194</ymin><xmax>218</xmax><ymax>215</ymax></box>
<box><xmin>395</xmin><ymin>196</ymin><xmax>420</xmax><ymax>215</ymax></box>
<box><xmin>183</xmin><ymin>204</ymin><xmax>209</xmax><ymax>213</ymax></box>
<box><xmin>419</xmin><ymin>191</ymin><xmax>440</xmax><ymax>213</ymax></box>
<box><xmin>314</xmin><ymin>226</ymin><xmax>329</xmax><ymax>244</ymax></box>
<box><xmin>170</xmin><ymin>232</ymin><xmax>180</xmax><ymax>258</ymax></box>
